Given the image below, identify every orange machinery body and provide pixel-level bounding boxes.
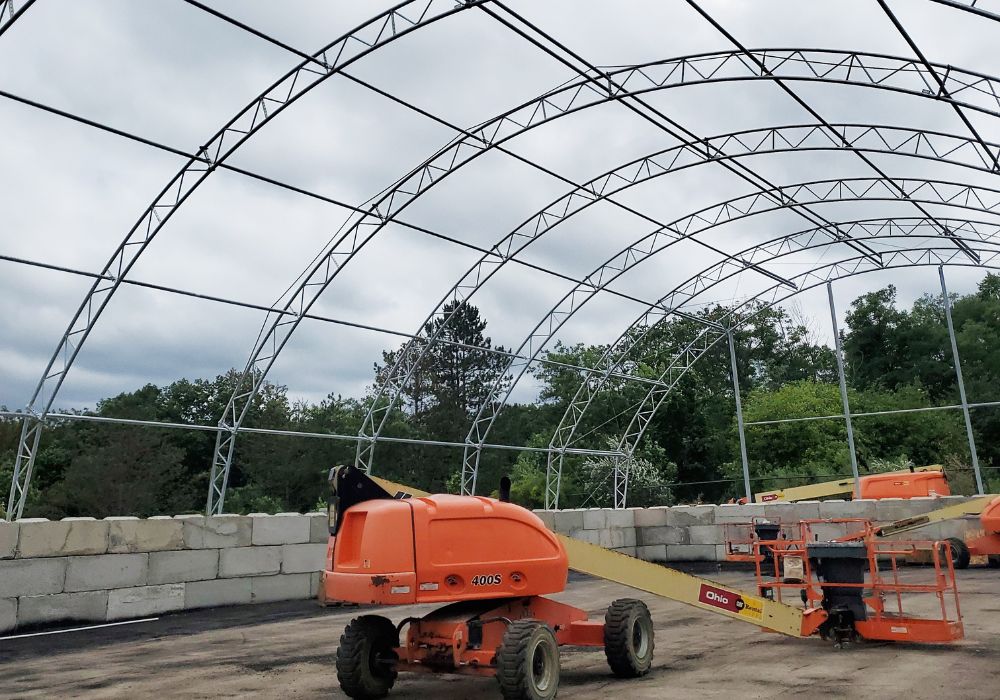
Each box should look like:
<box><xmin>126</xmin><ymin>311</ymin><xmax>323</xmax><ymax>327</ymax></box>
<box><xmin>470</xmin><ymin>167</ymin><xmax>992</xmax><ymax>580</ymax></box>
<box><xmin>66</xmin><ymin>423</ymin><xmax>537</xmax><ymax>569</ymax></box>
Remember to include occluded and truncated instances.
<box><xmin>323</xmin><ymin>494</ymin><xmax>568</xmax><ymax>606</ymax></box>
<box><xmin>858</xmin><ymin>470</ymin><xmax>950</xmax><ymax>499</ymax></box>
<box><xmin>323</xmin><ymin>493</ymin><xmax>606</xmax><ymax>676</ymax></box>
<box><xmin>967</xmin><ymin>495</ymin><xmax>1000</xmax><ymax>558</ymax></box>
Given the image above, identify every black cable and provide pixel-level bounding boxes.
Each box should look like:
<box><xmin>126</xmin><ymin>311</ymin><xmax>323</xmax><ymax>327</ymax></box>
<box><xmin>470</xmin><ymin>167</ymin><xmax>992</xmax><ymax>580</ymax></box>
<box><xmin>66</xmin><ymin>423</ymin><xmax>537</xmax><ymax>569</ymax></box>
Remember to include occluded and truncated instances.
<box><xmin>684</xmin><ymin>0</ymin><xmax>981</xmax><ymax>264</ymax></box>
<box><xmin>482</xmin><ymin>1</ymin><xmax>884</xmax><ymax>268</ymax></box>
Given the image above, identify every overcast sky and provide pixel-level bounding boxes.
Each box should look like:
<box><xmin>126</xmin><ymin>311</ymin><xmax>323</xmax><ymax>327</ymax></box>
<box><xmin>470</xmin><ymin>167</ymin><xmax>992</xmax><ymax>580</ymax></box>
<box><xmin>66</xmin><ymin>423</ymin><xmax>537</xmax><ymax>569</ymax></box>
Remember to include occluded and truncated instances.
<box><xmin>3</xmin><ymin>0</ymin><xmax>1000</xmax><ymax>419</ymax></box>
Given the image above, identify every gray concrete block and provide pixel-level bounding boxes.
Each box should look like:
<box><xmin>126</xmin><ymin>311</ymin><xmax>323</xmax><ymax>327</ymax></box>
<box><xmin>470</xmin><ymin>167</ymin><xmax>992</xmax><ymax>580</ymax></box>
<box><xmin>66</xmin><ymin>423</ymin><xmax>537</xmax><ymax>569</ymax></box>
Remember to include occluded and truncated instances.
<box><xmin>633</xmin><ymin>507</ymin><xmax>670</xmax><ymax>528</ymax></box>
<box><xmin>714</xmin><ymin>504</ymin><xmax>766</xmax><ymax>523</ymax></box>
<box><xmin>107</xmin><ymin>584</ymin><xmax>185</xmax><ymax>620</ymax></box>
<box><xmin>818</xmin><ymin>499</ymin><xmax>877</xmax><ymax>520</ymax></box>
<box><xmin>108</xmin><ymin>518</ymin><xmax>184</xmax><ymax>553</ymax></box>
<box><xmin>309</xmin><ymin>571</ymin><xmax>322</xmax><ymax>598</ymax></box>
<box><xmin>551</xmin><ymin>510</ymin><xmax>584</xmax><ymax>533</ymax></box>
<box><xmin>0</xmin><ymin>522</ymin><xmax>18</xmax><ymax>559</ymax></box>
<box><xmin>666</xmin><ymin>544</ymin><xmax>719</xmax><ymax>562</ymax></box>
<box><xmin>764</xmin><ymin>501</ymin><xmax>821</xmax><ymax>521</ymax></box>
<box><xmin>688</xmin><ymin>525</ymin><xmax>725</xmax><ymax>546</ymax></box>
<box><xmin>599</xmin><ymin>528</ymin><xmax>627</xmax><ymax>549</ymax></box>
<box><xmin>807</xmin><ymin>522</ymin><xmax>858</xmax><ymax>543</ymax></box>
<box><xmin>635</xmin><ymin>545</ymin><xmax>667</xmax><ymax>562</ymax></box>
<box><xmin>185</xmin><ymin>578</ymin><xmax>252</xmax><ymax>609</ymax></box>
<box><xmin>18</xmin><ymin>591</ymin><xmax>108</xmax><ymax>626</ymax></box>
<box><xmin>65</xmin><ymin>553</ymin><xmax>148</xmax><ymax>593</ymax></box>
<box><xmin>251</xmin><ymin>573</ymin><xmax>312</xmax><ymax>603</ymax></box>
<box><xmin>567</xmin><ymin>528</ymin><xmax>600</xmax><ymax>545</ymax></box>
<box><xmin>250</xmin><ymin>514</ymin><xmax>311</xmax><ymax>546</ymax></box>
<box><xmin>219</xmin><ymin>546</ymin><xmax>281</xmax><ymax>577</ymax></box>
<box><xmin>148</xmin><ymin>549</ymin><xmax>219</xmax><ymax>584</ymax></box>
<box><xmin>179</xmin><ymin>515</ymin><xmax>251</xmax><ymax>549</ymax></box>
<box><xmin>582</xmin><ymin>509</ymin><xmax>607</xmax><ymax>530</ymax></box>
<box><xmin>0</xmin><ymin>598</ymin><xmax>16</xmax><ymax>633</ymax></box>
<box><xmin>18</xmin><ymin>518</ymin><xmax>108</xmax><ymax>558</ymax></box>
<box><xmin>874</xmin><ymin>498</ymin><xmax>914</xmax><ymax>523</ymax></box>
<box><xmin>665</xmin><ymin>505</ymin><xmax>716</xmax><ymax>526</ymax></box>
<box><xmin>281</xmin><ymin>543</ymin><xmax>327</xmax><ymax>574</ymax></box>
<box><xmin>605</xmin><ymin>510</ymin><xmax>635</xmax><ymax>529</ymax></box>
<box><xmin>638</xmin><ymin>526</ymin><xmax>687</xmax><ymax>546</ymax></box>
<box><xmin>307</xmin><ymin>512</ymin><xmax>329</xmax><ymax>543</ymax></box>
<box><xmin>532</xmin><ymin>510</ymin><xmax>555</xmax><ymax>530</ymax></box>
<box><xmin>1</xmin><ymin>557</ymin><xmax>67</xmax><ymax>596</ymax></box>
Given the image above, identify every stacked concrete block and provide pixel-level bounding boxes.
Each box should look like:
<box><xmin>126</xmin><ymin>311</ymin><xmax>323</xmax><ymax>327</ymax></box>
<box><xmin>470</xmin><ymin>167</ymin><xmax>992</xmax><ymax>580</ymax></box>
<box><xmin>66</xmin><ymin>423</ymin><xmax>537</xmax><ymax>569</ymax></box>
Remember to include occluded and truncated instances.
<box><xmin>1</xmin><ymin>511</ymin><xmax>334</xmax><ymax>633</ymax></box>
<box><xmin>537</xmin><ymin>496</ymin><xmax>974</xmax><ymax>567</ymax></box>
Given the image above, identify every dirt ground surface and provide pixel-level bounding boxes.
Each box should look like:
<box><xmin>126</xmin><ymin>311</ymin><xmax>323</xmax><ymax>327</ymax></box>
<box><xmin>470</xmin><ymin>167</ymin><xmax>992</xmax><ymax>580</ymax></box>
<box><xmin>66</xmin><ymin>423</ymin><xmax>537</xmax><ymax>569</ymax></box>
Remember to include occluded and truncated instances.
<box><xmin>2</xmin><ymin>567</ymin><xmax>998</xmax><ymax>699</ymax></box>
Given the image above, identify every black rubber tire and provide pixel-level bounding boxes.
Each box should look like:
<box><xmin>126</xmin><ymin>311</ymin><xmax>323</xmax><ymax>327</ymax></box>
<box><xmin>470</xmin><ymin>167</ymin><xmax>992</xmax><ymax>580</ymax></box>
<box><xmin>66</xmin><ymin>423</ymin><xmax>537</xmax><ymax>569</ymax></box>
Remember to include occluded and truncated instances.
<box><xmin>947</xmin><ymin>537</ymin><xmax>971</xmax><ymax>570</ymax></box>
<box><xmin>988</xmin><ymin>555</ymin><xmax>1000</xmax><ymax>569</ymax></box>
<box><xmin>604</xmin><ymin>598</ymin><xmax>655</xmax><ymax>678</ymax></box>
<box><xmin>336</xmin><ymin>615</ymin><xmax>399</xmax><ymax>700</ymax></box>
<box><xmin>496</xmin><ymin>619</ymin><xmax>560</xmax><ymax>700</ymax></box>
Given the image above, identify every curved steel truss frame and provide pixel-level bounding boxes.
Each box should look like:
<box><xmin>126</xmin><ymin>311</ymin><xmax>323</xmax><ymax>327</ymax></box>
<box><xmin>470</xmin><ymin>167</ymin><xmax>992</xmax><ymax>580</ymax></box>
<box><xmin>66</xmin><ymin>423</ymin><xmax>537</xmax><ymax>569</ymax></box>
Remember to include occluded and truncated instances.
<box><xmin>5</xmin><ymin>1</ymin><xmax>1000</xmax><ymax>517</ymax></box>
<box><xmin>545</xmin><ymin>218</ymin><xmax>1000</xmax><ymax>507</ymax></box>
<box><xmin>456</xmin><ymin>172</ymin><xmax>1000</xmax><ymax>496</ymax></box>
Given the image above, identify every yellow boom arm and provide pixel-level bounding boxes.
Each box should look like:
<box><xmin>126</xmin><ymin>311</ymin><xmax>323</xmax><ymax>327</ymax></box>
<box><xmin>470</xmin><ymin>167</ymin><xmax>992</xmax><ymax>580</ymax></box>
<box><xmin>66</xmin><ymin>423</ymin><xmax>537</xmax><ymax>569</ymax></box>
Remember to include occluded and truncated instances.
<box><xmin>371</xmin><ymin>476</ymin><xmax>821</xmax><ymax>638</ymax></box>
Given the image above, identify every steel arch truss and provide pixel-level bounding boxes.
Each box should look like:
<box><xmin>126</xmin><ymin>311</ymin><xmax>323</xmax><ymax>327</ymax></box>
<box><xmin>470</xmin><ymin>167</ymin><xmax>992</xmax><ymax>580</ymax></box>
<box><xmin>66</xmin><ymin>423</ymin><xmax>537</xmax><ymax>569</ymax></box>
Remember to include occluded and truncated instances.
<box><xmin>458</xmin><ymin>175</ymin><xmax>1000</xmax><ymax>496</ymax></box>
<box><xmin>4</xmin><ymin>0</ymin><xmax>486</xmax><ymax>519</ymax></box>
<box><xmin>356</xmin><ymin>122</ymin><xmax>1000</xmax><ymax>483</ymax></box>
<box><xmin>8</xmin><ymin>0</ymin><xmax>1000</xmax><ymax>518</ymax></box>
<box><xmin>226</xmin><ymin>42</ymin><xmax>1000</xmax><ymax>507</ymax></box>
<box><xmin>549</xmin><ymin>222</ymin><xmax>1000</xmax><ymax>508</ymax></box>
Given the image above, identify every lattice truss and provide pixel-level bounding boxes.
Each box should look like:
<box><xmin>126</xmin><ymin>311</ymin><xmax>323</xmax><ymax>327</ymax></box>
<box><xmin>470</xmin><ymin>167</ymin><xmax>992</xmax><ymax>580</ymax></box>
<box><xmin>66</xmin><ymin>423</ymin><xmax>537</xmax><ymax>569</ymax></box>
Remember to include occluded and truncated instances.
<box><xmin>3</xmin><ymin>0</ymin><xmax>1000</xmax><ymax>518</ymax></box>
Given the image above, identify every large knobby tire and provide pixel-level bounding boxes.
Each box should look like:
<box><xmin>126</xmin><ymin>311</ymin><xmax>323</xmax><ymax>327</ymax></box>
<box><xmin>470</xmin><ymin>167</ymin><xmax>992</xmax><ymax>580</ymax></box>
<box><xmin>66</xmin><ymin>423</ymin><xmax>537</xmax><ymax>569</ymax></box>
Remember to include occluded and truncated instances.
<box><xmin>988</xmin><ymin>555</ymin><xmax>1000</xmax><ymax>569</ymax></box>
<box><xmin>604</xmin><ymin>598</ymin><xmax>654</xmax><ymax>678</ymax></box>
<box><xmin>336</xmin><ymin>615</ymin><xmax>399</xmax><ymax>700</ymax></box>
<box><xmin>947</xmin><ymin>537</ymin><xmax>971</xmax><ymax>570</ymax></box>
<box><xmin>496</xmin><ymin>619</ymin><xmax>560</xmax><ymax>700</ymax></box>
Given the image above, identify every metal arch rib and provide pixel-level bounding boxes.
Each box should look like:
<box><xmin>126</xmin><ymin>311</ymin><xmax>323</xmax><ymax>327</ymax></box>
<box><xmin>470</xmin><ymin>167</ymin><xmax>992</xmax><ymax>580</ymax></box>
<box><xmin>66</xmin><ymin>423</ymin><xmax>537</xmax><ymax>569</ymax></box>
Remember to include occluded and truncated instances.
<box><xmin>606</xmin><ymin>243</ymin><xmax>1000</xmax><ymax>507</ymax></box>
<box><xmin>113</xmin><ymin>48</ymin><xmax>1000</xmax><ymax>514</ymax></box>
<box><xmin>5</xmin><ymin>0</ymin><xmax>483</xmax><ymax>520</ymax></box>
<box><xmin>546</xmin><ymin>216</ymin><xmax>1000</xmax><ymax>507</ymax></box>
<box><xmin>355</xmin><ymin>119</ymin><xmax>1000</xmax><ymax>477</ymax></box>
<box><xmin>459</xmin><ymin>175</ymin><xmax>1000</xmax><ymax>496</ymax></box>
<box><xmin>11</xmin><ymin>40</ymin><xmax>998</xmax><ymax>518</ymax></box>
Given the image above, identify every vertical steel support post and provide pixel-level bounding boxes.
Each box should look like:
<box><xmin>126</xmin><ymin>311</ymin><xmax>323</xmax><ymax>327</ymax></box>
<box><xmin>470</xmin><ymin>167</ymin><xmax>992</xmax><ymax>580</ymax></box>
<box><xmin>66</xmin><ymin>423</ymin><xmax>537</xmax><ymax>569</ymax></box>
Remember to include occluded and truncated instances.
<box><xmin>728</xmin><ymin>330</ymin><xmax>753</xmax><ymax>502</ymax></box>
<box><xmin>939</xmin><ymin>266</ymin><xmax>985</xmax><ymax>495</ymax></box>
<box><xmin>828</xmin><ymin>283</ymin><xmax>861</xmax><ymax>497</ymax></box>
<box><xmin>6</xmin><ymin>417</ymin><xmax>43</xmax><ymax>520</ymax></box>
<box><xmin>612</xmin><ymin>454</ymin><xmax>628</xmax><ymax>510</ymax></box>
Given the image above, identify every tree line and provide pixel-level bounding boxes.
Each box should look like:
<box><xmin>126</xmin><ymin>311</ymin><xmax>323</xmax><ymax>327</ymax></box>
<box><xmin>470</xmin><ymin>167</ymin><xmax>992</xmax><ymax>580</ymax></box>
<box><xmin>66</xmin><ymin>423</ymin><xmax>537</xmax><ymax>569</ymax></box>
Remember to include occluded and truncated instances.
<box><xmin>2</xmin><ymin>277</ymin><xmax>998</xmax><ymax>518</ymax></box>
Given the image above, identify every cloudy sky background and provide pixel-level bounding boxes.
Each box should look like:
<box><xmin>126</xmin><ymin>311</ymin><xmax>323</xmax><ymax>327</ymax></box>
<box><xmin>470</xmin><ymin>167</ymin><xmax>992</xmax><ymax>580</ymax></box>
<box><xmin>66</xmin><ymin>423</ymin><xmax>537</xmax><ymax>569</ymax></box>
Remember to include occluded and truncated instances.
<box><xmin>3</xmin><ymin>0</ymin><xmax>1000</xmax><ymax>425</ymax></box>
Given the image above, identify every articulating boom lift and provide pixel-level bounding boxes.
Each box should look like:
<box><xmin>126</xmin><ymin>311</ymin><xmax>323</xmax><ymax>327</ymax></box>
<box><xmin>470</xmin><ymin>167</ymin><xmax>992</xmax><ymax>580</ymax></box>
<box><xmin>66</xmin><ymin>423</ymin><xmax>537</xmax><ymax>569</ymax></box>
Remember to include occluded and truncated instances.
<box><xmin>322</xmin><ymin>467</ymin><xmax>963</xmax><ymax>700</ymax></box>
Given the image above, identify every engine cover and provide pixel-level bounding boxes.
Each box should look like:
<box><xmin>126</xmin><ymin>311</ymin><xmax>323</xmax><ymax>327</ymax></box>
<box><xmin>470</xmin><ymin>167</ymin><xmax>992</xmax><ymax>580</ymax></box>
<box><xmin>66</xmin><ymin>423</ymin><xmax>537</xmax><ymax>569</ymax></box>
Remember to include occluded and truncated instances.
<box><xmin>324</xmin><ymin>494</ymin><xmax>568</xmax><ymax>605</ymax></box>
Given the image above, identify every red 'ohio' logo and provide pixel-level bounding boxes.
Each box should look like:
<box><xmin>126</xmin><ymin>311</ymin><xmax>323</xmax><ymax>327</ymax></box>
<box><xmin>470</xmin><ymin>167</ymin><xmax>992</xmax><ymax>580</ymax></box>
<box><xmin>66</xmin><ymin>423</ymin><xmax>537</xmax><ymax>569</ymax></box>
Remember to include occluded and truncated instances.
<box><xmin>698</xmin><ymin>583</ymin><xmax>745</xmax><ymax>613</ymax></box>
<box><xmin>761</xmin><ymin>494</ymin><xmax>778</xmax><ymax>502</ymax></box>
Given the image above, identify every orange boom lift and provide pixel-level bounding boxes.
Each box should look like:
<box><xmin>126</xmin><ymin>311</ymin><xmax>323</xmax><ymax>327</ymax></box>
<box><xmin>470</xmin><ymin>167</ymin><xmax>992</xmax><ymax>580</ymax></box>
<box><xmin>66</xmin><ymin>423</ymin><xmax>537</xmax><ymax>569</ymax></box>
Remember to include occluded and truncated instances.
<box><xmin>322</xmin><ymin>467</ymin><xmax>964</xmax><ymax>700</ymax></box>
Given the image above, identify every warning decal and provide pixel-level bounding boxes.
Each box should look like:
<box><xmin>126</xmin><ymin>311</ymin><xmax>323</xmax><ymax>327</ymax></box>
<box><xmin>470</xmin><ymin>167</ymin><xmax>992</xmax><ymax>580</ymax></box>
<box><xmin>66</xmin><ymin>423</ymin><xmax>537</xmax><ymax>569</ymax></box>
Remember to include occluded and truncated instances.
<box><xmin>698</xmin><ymin>583</ymin><xmax>763</xmax><ymax>621</ymax></box>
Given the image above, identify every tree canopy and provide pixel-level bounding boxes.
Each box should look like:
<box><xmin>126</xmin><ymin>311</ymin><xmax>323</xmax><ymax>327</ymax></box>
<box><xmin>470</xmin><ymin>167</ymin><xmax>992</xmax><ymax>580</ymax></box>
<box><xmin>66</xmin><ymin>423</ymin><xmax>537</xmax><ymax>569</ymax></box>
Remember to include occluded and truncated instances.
<box><xmin>3</xmin><ymin>276</ymin><xmax>999</xmax><ymax>518</ymax></box>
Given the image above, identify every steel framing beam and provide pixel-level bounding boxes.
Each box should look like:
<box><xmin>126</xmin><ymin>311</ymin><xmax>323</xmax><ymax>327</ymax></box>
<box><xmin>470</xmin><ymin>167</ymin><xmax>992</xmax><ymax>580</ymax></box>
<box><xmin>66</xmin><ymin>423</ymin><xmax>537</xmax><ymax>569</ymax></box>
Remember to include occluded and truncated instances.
<box><xmin>827</xmin><ymin>282</ymin><xmax>862</xmax><ymax>498</ymax></box>
<box><xmin>686</xmin><ymin>0</ymin><xmax>982</xmax><ymax>262</ymax></box>
<box><xmin>7</xmin><ymin>0</ymin><xmax>1000</xmax><ymax>515</ymax></box>
<box><xmin>545</xmin><ymin>219</ymin><xmax>1000</xmax><ymax>507</ymax></box>
<box><xmin>216</xmin><ymin>46</ymin><xmax>1000</xmax><ymax>512</ymax></box>
<box><xmin>361</xmin><ymin>122</ymin><xmax>1000</xmax><ymax>485</ymax></box>
<box><xmin>728</xmin><ymin>330</ymin><xmax>752</xmax><ymax>502</ymax></box>
<box><xmin>4</xmin><ymin>0</ymin><xmax>486</xmax><ymax>519</ymax></box>
<box><xmin>939</xmin><ymin>265</ymin><xmax>986</xmax><ymax>494</ymax></box>
<box><xmin>462</xmin><ymin>176</ymin><xmax>1000</xmax><ymax>496</ymax></box>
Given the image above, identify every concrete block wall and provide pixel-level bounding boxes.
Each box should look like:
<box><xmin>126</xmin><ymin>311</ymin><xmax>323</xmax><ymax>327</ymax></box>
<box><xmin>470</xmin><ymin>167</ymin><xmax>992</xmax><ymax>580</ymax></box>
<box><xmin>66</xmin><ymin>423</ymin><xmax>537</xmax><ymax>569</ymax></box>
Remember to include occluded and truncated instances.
<box><xmin>0</xmin><ymin>513</ymin><xmax>329</xmax><ymax>633</ymax></box>
<box><xmin>538</xmin><ymin>496</ymin><xmax>982</xmax><ymax>565</ymax></box>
